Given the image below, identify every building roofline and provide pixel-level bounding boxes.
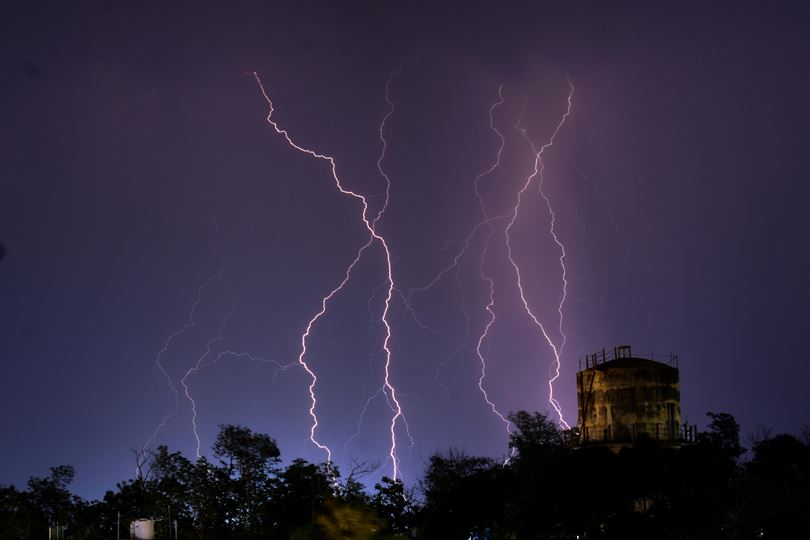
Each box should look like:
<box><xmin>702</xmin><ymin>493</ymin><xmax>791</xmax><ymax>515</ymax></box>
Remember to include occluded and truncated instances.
<box><xmin>579</xmin><ymin>345</ymin><xmax>679</xmax><ymax>371</ymax></box>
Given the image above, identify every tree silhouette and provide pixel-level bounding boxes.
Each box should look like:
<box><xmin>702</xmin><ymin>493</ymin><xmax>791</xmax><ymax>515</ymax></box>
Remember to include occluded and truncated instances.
<box><xmin>3</xmin><ymin>412</ymin><xmax>809</xmax><ymax>539</ymax></box>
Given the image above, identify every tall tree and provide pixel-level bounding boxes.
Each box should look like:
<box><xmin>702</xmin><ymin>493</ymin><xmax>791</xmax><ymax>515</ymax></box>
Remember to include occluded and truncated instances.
<box><xmin>699</xmin><ymin>412</ymin><xmax>745</xmax><ymax>461</ymax></box>
<box><xmin>507</xmin><ymin>410</ymin><xmax>564</xmax><ymax>457</ymax></box>
<box><xmin>212</xmin><ymin>424</ymin><xmax>281</xmax><ymax>536</ymax></box>
<box><xmin>373</xmin><ymin>477</ymin><xmax>415</xmax><ymax>536</ymax></box>
<box><xmin>26</xmin><ymin>466</ymin><xmax>78</xmax><ymax>533</ymax></box>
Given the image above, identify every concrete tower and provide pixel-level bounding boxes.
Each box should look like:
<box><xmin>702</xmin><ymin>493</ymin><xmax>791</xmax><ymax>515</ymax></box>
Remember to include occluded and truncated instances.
<box><xmin>576</xmin><ymin>345</ymin><xmax>691</xmax><ymax>446</ymax></box>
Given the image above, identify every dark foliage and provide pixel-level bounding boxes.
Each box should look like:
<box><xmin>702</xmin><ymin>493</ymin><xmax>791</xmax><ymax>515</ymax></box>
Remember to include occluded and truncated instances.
<box><xmin>1</xmin><ymin>413</ymin><xmax>808</xmax><ymax>539</ymax></box>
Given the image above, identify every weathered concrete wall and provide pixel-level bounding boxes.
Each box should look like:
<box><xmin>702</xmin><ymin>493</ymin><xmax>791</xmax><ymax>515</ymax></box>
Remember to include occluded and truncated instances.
<box><xmin>577</xmin><ymin>358</ymin><xmax>681</xmax><ymax>443</ymax></box>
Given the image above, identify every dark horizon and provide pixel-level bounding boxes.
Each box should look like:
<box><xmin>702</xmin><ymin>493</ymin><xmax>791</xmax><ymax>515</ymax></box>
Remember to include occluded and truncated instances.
<box><xmin>1</xmin><ymin>1</ymin><xmax>809</xmax><ymax>501</ymax></box>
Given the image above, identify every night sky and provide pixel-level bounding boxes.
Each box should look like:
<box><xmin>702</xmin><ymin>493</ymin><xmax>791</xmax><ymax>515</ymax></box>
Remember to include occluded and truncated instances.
<box><xmin>2</xmin><ymin>1</ymin><xmax>809</xmax><ymax>500</ymax></box>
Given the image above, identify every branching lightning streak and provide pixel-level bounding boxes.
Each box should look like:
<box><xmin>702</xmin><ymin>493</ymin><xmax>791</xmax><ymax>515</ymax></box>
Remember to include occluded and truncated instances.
<box><xmin>144</xmin><ymin>266</ymin><xmax>229</xmax><ymax>452</ymax></box>
<box><xmin>341</xmin><ymin>386</ymin><xmax>385</xmax><ymax>468</ymax></box>
<box><xmin>402</xmin><ymin>87</ymin><xmax>513</xmax><ymax>437</ymax></box>
<box><xmin>475</xmin><ymin>86</ymin><xmax>506</xmax><ymax>223</ymax></box>
<box><xmin>344</xmin><ymin>66</ymin><xmax>418</xmax><ymax>479</ymax></box>
<box><xmin>395</xmin><ymin>287</ymin><xmax>458</xmax><ymax>340</ymax></box>
<box><xmin>366</xmin><ymin>280</ymin><xmax>388</xmax><ymax>331</ymax></box>
<box><xmin>477</xmin><ymin>227</ymin><xmax>516</xmax><ymax>460</ymax></box>
<box><xmin>182</xmin><ymin>349</ymin><xmax>301</xmax><ymax>457</ymax></box>
<box><xmin>472</xmin><ymin>86</ymin><xmax>515</xmax><ymax>444</ymax></box>
<box><xmin>507</xmin><ymin>79</ymin><xmax>574</xmax><ymax>430</ymax></box>
<box><xmin>254</xmin><ymin>71</ymin><xmax>406</xmax><ymax>480</ymax></box>
<box><xmin>180</xmin><ymin>287</ymin><xmax>234</xmax><ymax>459</ymax></box>
<box><xmin>375</xmin><ymin>67</ymin><xmax>409</xmax><ymax>480</ymax></box>
<box><xmin>394</xmin><ymin>86</ymin><xmax>516</xmax><ymax>444</ymax></box>
<box><xmin>373</xmin><ymin>68</ymin><xmax>398</xmax><ymax>228</ymax></box>
<box><xmin>217</xmin><ymin>351</ymin><xmax>300</xmax><ymax>383</ymax></box>
<box><xmin>177</xmin><ymin>280</ymin><xmax>302</xmax><ymax>458</ymax></box>
<box><xmin>299</xmin><ymin>238</ymin><xmax>375</xmax><ymax>471</ymax></box>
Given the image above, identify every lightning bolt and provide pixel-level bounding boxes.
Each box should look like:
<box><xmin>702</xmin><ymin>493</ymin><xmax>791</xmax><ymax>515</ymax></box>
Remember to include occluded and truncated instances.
<box><xmin>393</xmin><ymin>86</ymin><xmax>518</xmax><ymax>451</ymax></box>
<box><xmin>506</xmin><ymin>78</ymin><xmax>574</xmax><ymax>429</ymax></box>
<box><xmin>374</xmin><ymin>66</ymin><xmax>411</xmax><ymax>480</ymax></box>
<box><xmin>167</xmin><ymin>269</ymin><xmax>306</xmax><ymax>460</ymax></box>
<box><xmin>143</xmin><ymin>265</ymin><xmax>230</xmax><ymax>452</ymax></box>
<box><xmin>401</xmin><ymin>86</ymin><xmax>514</xmax><ymax>435</ymax></box>
<box><xmin>471</xmin><ymin>86</ymin><xmax>515</xmax><ymax>446</ymax></box>
<box><xmin>341</xmin><ymin>386</ymin><xmax>385</xmax><ymax>470</ymax></box>
<box><xmin>179</xmin><ymin>282</ymin><xmax>234</xmax><ymax>459</ymax></box>
<box><xmin>254</xmin><ymin>70</ymin><xmax>407</xmax><ymax>480</ymax></box>
<box><xmin>183</xmin><ymin>349</ymin><xmax>303</xmax><ymax>455</ymax></box>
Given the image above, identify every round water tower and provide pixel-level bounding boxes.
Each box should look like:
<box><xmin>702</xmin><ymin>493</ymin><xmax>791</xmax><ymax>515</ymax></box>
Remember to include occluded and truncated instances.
<box><xmin>576</xmin><ymin>345</ymin><xmax>685</xmax><ymax>445</ymax></box>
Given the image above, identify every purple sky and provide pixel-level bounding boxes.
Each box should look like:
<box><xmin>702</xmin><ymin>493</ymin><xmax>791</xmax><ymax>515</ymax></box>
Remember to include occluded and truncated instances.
<box><xmin>1</xmin><ymin>1</ymin><xmax>809</xmax><ymax>499</ymax></box>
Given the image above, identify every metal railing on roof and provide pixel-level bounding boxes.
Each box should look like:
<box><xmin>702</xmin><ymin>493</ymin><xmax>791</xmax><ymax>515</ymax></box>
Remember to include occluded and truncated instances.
<box><xmin>579</xmin><ymin>346</ymin><xmax>679</xmax><ymax>370</ymax></box>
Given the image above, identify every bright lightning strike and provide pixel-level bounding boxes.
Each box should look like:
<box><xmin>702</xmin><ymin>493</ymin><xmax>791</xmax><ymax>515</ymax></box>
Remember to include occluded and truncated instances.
<box><xmin>472</xmin><ymin>86</ymin><xmax>515</xmax><ymax>445</ymax></box>
<box><xmin>401</xmin><ymin>86</ymin><xmax>514</xmax><ymax>441</ymax></box>
<box><xmin>507</xmin><ymin>78</ymin><xmax>574</xmax><ymax>430</ymax></box>
<box><xmin>254</xmin><ymin>71</ymin><xmax>407</xmax><ymax>480</ymax></box>
<box><xmin>374</xmin><ymin>66</ymin><xmax>411</xmax><ymax>480</ymax></box>
<box><xmin>393</xmin><ymin>84</ymin><xmax>529</xmax><ymax>455</ymax></box>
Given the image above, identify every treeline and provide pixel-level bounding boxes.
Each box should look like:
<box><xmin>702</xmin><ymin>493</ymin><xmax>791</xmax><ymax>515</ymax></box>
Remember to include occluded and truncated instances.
<box><xmin>1</xmin><ymin>412</ymin><xmax>809</xmax><ymax>539</ymax></box>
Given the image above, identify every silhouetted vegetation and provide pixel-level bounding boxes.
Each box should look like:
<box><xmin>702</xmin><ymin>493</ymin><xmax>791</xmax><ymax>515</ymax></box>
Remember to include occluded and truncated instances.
<box><xmin>1</xmin><ymin>415</ymin><xmax>808</xmax><ymax>539</ymax></box>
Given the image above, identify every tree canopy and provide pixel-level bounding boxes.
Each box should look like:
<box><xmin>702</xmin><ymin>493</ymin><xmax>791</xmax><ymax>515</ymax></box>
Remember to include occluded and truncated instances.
<box><xmin>1</xmin><ymin>413</ymin><xmax>808</xmax><ymax>539</ymax></box>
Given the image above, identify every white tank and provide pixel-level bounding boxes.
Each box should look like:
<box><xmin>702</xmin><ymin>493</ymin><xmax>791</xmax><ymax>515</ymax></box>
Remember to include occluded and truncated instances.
<box><xmin>129</xmin><ymin>518</ymin><xmax>155</xmax><ymax>540</ymax></box>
